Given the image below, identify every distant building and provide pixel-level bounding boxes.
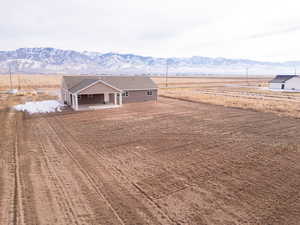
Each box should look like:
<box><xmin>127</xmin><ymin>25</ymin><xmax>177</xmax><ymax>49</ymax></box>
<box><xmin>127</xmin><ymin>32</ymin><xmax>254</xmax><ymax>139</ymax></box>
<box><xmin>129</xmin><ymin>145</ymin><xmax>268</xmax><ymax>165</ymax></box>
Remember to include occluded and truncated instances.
<box><xmin>61</xmin><ymin>75</ymin><xmax>158</xmax><ymax>110</ymax></box>
<box><xmin>269</xmin><ymin>75</ymin><xmax>300</xmax><ymax>90</ymax></box>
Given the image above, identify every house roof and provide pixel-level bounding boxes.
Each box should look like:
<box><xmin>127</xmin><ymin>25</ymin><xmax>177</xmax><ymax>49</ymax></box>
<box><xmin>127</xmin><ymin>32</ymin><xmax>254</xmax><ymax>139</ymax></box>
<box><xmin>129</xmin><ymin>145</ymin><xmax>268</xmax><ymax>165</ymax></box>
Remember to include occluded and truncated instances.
<box><xmin>269</xmin><ymin>75</ymin><xmax>298</xmax><ymax>83</ymax></box>
<box><xmin>69</xmin><ymin>79</ymin><xmax>99</xmax><ymax>93</ymax></box>
<box><xmin>63</xmin><ymin>75</ymin><xmax>158</xmax><ymax>93</ymax></box>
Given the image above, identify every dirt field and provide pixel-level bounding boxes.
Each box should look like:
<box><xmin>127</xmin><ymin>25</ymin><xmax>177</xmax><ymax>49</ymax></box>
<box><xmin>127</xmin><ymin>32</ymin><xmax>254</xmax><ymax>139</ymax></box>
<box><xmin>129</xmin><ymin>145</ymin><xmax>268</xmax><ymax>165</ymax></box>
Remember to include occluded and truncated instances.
<box><xmin>1</xmin><ymin>95</ymin><xmax>300</xmax><ymax>225</ymax></box>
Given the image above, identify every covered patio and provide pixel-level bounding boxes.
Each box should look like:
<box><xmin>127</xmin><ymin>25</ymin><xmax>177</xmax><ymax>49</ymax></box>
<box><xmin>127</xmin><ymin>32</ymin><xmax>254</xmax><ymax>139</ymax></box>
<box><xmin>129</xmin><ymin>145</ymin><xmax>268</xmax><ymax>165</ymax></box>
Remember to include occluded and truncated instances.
<box><xmin>65</xmin><ymin>79</ymin><xmax>122</xmax><ymax>111</ymax></box>
<box><xmin>70</xmin><ymin>92</ymin><xmax>122</xmax><ymax>111</ymax></box>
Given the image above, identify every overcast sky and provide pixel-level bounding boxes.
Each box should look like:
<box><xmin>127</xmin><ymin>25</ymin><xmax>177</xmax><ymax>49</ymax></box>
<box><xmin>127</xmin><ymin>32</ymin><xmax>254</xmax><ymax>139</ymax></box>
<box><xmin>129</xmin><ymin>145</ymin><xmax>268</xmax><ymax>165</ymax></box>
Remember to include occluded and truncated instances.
<box><xmin>1</xmin><ymin>0</ymin><xmax>300</xmax><ymax>61</ymax></box>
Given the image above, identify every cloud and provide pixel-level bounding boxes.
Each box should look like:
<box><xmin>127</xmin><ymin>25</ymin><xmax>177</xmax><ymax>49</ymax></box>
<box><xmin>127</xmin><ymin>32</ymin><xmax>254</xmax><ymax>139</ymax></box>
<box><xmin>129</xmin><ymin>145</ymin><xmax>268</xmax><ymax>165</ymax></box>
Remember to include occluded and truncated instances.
<box><xmin>245</xmin><ymin>25</ymin><xmax>300</xmax><ymax>40</ymax></box>
<box><xmin>1</xmin><ymin>0</ymin><xmax>300</xmax><ymax>61</ymax></box>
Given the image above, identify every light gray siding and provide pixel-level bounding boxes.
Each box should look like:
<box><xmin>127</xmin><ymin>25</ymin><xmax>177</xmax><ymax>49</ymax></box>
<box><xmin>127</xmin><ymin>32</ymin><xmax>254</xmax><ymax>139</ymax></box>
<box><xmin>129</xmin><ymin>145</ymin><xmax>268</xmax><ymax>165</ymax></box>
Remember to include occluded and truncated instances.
<box><xmin>122</xmin><ymin>90</ymin><xmax>157</xmax><ymax>104</ymax></box>
<box><xmin>269</xmin><ymin>83</ymin><xmax>282</xmax><ymax>89</ymax></box>
<box><xmin>285</xmin><ymin>77</ymin><xmax>300</xmax><ymax>90</ymax></box>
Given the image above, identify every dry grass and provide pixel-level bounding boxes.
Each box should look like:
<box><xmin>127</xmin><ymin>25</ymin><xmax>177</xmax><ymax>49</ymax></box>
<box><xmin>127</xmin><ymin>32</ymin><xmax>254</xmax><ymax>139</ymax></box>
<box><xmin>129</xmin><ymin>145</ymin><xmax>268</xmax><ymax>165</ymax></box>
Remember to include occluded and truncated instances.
<box><xmin>1</xmin><ymin>74</ymin><xmax>298</xmax><ymax>117</ymax></box>
<box><xmin>152</xmin><ymin>76</ymin><xmax>269</xmax><ymax>88</ymax></box>
<box><xmin>0</xmin><ymin>74</ymin><xmax>62</xmax><ymax>90</ymax></box>
<box><xmin>0</xmin><ymin>74</ymin><xmax>269</xmax><ymax>89</ymax></box>
<box><xmin>160</xmin><ymin>88</ymin><xmax>300</xmax><ymax>118</ymax></box>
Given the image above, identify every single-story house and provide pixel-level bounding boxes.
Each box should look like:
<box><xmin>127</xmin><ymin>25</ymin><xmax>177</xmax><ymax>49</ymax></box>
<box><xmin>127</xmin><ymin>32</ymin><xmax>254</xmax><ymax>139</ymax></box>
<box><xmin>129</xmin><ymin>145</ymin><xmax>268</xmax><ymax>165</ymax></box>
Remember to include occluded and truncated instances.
<box><xmin>61</xmin><ymin>75</ymin><xmax>158</xmax><ymax>110</ymax></box>
<box><xmin>269</xmin><ymin>75</ymin><xmax>300</xmax><ymax>90</ymax></box>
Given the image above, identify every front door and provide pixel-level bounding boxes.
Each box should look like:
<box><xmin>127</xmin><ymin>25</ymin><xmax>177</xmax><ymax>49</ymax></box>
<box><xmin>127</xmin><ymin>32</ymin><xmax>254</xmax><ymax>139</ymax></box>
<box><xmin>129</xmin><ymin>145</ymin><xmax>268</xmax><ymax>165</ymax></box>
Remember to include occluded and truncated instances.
<box><xmin>281</xmin><ymin>84</ymin><xmax>285</xmax><ymax>89</ymax></box>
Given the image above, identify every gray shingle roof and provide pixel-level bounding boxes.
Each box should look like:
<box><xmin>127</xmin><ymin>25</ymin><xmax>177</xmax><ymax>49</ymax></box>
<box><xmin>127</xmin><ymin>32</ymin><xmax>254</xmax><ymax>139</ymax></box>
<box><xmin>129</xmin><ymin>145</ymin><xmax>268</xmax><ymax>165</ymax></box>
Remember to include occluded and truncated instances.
<box><xmin>269</xmin><ymin>75</ymin><xmax>297</xmax><ymax>83</ymax></box>
<box><xmin>63</xmin><ymin>75</ymin><xmax>157</xmax><ymax>93</ymax></box>
<box><xmin>69</xmin><ymin>79</ymin><xmax>98</xmax><ymax>93</ymax></box>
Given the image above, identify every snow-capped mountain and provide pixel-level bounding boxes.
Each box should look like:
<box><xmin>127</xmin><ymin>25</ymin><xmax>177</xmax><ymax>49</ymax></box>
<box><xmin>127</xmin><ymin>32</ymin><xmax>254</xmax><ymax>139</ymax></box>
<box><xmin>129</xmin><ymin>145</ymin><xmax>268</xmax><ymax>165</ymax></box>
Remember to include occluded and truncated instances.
<box><xmin>0</xmin><ymin>47</ymin><xmax>298</xmax><ymax>75</ymax></box>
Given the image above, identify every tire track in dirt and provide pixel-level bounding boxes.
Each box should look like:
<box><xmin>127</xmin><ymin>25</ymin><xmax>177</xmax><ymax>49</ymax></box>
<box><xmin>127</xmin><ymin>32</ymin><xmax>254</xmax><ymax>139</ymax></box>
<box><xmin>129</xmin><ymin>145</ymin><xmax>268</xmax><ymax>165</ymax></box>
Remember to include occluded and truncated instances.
<box><xmin>0</xmin><ymin>109</ymin><xmax>24</xmax><ymax>225</ymax></box>
<box><xmin>0</xmin><ymin>109</ymin><xmax>15</xmax><ymax>225</ymax></box>
<box><xmin>13</xmin><ymin>112</ymin><xmax>25</xmax><ymax>225</ymax></box>
<box><xmin>17</xmin><ymin>115</ymin><xmax>127</xmax><ymax>224</ymax></box>
<box><xmin>46</xmin><ymin>115</ymin><xmax>173</xmax><ymax>225</ymax></box>
<box><xmin>34</xmin><ymin>117</ymin><xmax>125</xmax><ymax>225</ymax></box>
<box><xmin>40</xmin><ymin>117</ymin><xmax>126</xmax><ymax>225</ymax></box>
<box><xmin>34</xmin><ymin>121</ymin><xmax>82</xmax><ymax>225</ymax></box>
<box><xmin>18</xmin><ymin>117</ymin><xmax>91</xmax><ymax>224</ymax></box>
<box><xmin>70</xmin><ymin>131</ymin><xmax>178</xmax><ymax>225</ymax></box>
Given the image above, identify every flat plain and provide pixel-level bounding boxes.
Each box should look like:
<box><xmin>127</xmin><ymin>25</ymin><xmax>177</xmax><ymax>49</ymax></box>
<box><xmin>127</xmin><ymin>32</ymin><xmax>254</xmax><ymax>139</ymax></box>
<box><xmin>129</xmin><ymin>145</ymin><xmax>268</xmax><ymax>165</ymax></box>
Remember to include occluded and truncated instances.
<box><xmin>3</xmin><ymin>74</ymin><xmax>300</xmax><ymax>118</ymax></box>
<box><xmin>1</xmin><ymin>75</ymin><xmax>300</xmax><ymax>225</ymax></box>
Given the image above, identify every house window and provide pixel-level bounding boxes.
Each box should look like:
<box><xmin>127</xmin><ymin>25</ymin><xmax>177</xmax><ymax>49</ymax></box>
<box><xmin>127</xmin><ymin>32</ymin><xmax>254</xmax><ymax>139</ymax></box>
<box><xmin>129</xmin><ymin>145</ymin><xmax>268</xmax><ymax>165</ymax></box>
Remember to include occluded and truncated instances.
<box><xmin>122</xmin><ymin>91</ymin><xmax>129</xmax><ymax>97</ymax></box>
<box><xmin>147</xmin><ymin>90</ymin><xmax>153</xmax><ymax>96</ymax></box>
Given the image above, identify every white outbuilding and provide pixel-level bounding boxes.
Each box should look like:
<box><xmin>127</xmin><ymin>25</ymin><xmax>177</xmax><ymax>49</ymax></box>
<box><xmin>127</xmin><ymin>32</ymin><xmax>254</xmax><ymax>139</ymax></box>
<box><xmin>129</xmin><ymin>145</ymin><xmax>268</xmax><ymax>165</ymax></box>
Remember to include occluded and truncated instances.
<box><xmin>269</xmin><ymin>75</ymin><xmax>300</xmax><ymax>90</ymax></box>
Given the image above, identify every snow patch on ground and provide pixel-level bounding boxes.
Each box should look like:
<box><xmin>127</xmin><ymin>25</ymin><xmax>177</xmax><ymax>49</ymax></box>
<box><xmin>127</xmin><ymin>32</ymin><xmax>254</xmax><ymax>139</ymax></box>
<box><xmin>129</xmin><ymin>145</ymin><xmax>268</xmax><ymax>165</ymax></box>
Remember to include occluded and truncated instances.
<box><xmin>14</xmin><ymin>100</ymin><xmax>64</xmax><ymax>114</ymax></box>
<box><xmin>7</xmin><ymin>89</ymin><xmax>19</xmax><ymax>94</ymax></box>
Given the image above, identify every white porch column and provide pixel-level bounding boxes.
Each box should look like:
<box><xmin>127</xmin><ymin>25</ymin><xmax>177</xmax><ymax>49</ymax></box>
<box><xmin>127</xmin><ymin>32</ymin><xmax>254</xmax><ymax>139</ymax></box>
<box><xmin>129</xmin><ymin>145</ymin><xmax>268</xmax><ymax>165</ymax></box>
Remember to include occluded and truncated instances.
<box><xmin>119</xmin><ymin>93</ymin><xmax>122</xmax><ymax>105</ymax></box>
<box><xmin>104</xmin><ymin>93</ymin><xmax>109</xmax><ymax>104</ymax></box>
<box><xmin>72</xmin><ymin>94</ymin><xmax>75</xmax><ymax>109</ymax></box>
<box><xmin>75</xmin><ymin>94</ymin><xmax>78</xmax><ymax>110</ymax></box>
<box><xmin>114</xmin><ymin>93</ymin><xmax>117</xmax><ymax>105</ymax></box>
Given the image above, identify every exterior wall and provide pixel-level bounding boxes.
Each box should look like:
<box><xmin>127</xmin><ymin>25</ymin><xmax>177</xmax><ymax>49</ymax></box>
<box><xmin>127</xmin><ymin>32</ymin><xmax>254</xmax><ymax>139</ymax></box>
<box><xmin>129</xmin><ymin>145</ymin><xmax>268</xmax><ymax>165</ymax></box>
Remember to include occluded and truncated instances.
<box><xmin>285</xmin><ymin>77</ymin><xmax>300</xmax><ymax>90</ymax></box>
<box><xmin>269</xmin><ymin>82</ymin><xmax>282</xmax><ymax>89</ymax></box>
<box><xmin>61</xmin><ymin>79</ymin><xmax>74</xmax><ymax>106</ymax></box>
<box><xmin>79</xmin><ymin>82</ymin><xmax>119</xmax><ymax>94</ymax></box>
<box><xmin>122</xmin><ymin>89</ymin><xmax>157</xmax><ymax>104</ymax></box>
<box><xmin>61</xmin><ymin>88</ymin><xmax>70</xmax><ymax>105</ymax></box>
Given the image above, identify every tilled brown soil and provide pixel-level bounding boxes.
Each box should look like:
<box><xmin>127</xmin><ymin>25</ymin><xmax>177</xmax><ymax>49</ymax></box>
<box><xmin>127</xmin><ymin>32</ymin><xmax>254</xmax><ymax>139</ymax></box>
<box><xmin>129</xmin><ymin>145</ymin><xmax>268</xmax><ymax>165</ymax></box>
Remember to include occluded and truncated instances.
<box><xmin>1</xmin><ymin>97</ymin><xmax>300</xmax><ymax>225</ymax></box>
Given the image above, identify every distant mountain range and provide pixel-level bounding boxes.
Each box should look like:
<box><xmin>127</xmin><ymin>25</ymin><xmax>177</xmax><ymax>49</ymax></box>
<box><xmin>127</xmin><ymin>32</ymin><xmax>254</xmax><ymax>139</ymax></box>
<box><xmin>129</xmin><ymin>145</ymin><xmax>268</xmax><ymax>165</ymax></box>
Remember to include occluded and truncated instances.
<box><xmin>0</xmin><ymin>47</ymin><xmax>299</xmax><ymax>75</ymax></box>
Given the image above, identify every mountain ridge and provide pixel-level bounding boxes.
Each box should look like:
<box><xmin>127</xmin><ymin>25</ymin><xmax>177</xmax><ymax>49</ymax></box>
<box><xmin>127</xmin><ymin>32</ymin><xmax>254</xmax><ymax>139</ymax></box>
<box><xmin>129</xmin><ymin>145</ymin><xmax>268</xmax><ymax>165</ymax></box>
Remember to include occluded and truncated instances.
<box><xmin>0</xmin><ymin>47</ymin><xmax>299</xmax><ymax>75</ymax></box>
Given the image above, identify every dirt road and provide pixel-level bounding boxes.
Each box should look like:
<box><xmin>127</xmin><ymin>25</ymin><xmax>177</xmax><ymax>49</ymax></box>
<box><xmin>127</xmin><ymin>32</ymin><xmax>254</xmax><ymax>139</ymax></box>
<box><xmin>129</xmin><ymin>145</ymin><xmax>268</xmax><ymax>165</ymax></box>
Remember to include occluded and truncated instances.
<box><xmin>1</xmin><ymin>97</ymin><xmax>300</xmax><ymax>224</ymax></box>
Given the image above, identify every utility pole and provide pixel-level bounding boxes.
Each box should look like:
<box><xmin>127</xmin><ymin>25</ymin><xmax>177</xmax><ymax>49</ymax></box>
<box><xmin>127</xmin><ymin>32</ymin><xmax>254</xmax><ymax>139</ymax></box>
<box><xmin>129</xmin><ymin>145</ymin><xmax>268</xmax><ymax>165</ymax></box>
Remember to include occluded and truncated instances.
<box><xmin>9</xmin><ymin>64</ymin><xmax>12</xmax><ymax>90</ymax></box>
<box><xmin>18</xmin><ymin>74</ymin><xmax>21</xmax><ymax>90</ymax></box>
<box><xmin>165</xmin><ymin>59</ymin><xmax>169</xmax><ymax>88</ymax></box>
<box><xmin>246</xmin><ymin>67</ymin><xmax>249</xmax><ymax>86</ymax></box>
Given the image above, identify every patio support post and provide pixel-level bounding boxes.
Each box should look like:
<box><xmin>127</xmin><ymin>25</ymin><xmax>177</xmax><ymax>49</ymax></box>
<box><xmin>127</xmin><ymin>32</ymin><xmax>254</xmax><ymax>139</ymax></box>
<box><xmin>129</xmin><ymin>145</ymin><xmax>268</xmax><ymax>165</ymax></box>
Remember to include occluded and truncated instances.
<box><xmin>75</xmin><ymin>93</ymin><xmax>78</xmax><ymax>110</ymax></box>
<box><xmin>72</xmin><ymin>94</ymin><xmax>75</xmax><ymax>110</ymax></box>
<box><xmin>119</xmin><ymin>92</ymin><xmax>122</xmax><ymax>105</ymax></box>
<box><xmin>71</xmin><ymin>94</ymin><xmax>74</xmax><ymax>109</ymax></box>
<box><xmin>114</xmin><ymin>93</ymin><xmax>117</xmax><ymax>105</ymax></box>
<box><xmin>104</xmin><ymin>93</ymin><xmax>109</xmax><ymax>104</ymax></box>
